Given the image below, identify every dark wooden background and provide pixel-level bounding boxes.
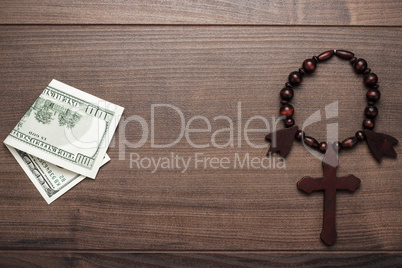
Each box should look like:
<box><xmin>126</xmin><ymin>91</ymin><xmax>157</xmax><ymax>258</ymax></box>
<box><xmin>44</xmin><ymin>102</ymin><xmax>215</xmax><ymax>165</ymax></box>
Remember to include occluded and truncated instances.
<box><xmin>0</xmin><ymin>1</ymin><xmax>401</xmax><ymax>267</ymax></box>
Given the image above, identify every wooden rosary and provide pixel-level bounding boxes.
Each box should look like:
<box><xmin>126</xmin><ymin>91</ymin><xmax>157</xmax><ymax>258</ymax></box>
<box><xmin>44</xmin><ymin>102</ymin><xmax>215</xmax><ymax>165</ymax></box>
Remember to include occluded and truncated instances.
<box><xmin>265</xmin><ymin>50</ymin><xmax>398</xmax><ymax>246</ymax></box>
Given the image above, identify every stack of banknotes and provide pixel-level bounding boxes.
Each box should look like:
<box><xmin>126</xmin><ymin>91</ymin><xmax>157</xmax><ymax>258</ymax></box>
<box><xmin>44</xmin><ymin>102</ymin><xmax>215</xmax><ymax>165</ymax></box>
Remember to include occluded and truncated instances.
<box><xmin>4</xmin><ymin>80</ymin><xmax>124</xmax><ymax>203</ymax></box>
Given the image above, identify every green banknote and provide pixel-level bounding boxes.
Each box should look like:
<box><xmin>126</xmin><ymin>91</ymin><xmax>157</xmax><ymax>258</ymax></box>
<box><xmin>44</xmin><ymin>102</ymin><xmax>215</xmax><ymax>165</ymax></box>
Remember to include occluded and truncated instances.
<box><xmin>4</xmin><ymin>80</ymin><xmax>124</xmax><ymax>179</ymax></box>
<box><xmin>6</xmin><ymin>145</ymin><xmax>110</xmax><ymax>204</ymax></box>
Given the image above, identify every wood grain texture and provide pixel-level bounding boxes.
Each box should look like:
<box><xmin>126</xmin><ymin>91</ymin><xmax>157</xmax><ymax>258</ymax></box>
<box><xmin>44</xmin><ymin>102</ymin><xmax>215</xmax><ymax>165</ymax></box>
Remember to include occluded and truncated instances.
<box><xmin>0</xmin><ymin>252</ymin><xmax>400</xmax><ymax>267</ymax></box>
<box><xmin>0</xmin><ymin>27</ymin><xmax>401</xmax><ymax>253</ymax></box>
<box><xmin>0</xmin><ymin>0</ymin><xmax>401</xmax><ymax>26</ymax></box>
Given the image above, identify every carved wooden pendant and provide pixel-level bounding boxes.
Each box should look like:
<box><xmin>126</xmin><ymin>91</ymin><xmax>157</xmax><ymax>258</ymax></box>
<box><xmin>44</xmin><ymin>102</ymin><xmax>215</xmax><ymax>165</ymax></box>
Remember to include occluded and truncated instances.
<box><xmin>364</xmin><ymin>130</ymin><xmax>398</xmax><ymax>162</ymax></box>
<box><xmin>265</xmin><ymin>125</ymin><xmax>298</xmax><ymax>158</ymax></box>
<box><xmin>297</xmin><ymin>143</ymin><xmax>361</xmax><ymax>246</ymax></box>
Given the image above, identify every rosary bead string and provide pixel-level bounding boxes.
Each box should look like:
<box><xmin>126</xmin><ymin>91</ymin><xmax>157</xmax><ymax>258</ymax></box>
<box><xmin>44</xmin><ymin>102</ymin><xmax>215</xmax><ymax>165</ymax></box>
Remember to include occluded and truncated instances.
<box><xmin>279</xmin><ymin>50</ymin><xmax>380</xmax><ymax>153</ymax></box>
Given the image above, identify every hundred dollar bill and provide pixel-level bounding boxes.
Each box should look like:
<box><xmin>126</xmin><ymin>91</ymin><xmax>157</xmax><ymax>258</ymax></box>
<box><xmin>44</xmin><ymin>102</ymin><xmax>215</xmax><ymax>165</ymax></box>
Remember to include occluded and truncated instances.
<box><xmin>4</xmin><ymin>80</ymin><xmax>124</xmax><ymax>178</ymax></box>
<box><xmin>6</xmin><ymin>145</ymin><xmax>110</xmax><ymax>204</ymax></box>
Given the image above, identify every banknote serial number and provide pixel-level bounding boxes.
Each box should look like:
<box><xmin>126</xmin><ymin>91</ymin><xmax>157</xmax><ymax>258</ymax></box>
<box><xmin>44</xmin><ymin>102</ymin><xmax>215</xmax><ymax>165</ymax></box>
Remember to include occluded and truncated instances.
<box><xmin>38</xmin><ymin>158</ymin><xmax>67</xmax><ymax>186</ymax></box>
<box><xmin>29</xmin><ymin>131</ymin><xmax>47</xmax><ymax>141</ymax></box>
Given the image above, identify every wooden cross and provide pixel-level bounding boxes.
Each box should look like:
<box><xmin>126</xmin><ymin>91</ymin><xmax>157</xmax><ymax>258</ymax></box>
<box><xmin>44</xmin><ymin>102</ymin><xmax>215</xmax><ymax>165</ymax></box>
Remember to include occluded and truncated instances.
<box><xmin>297</xmin><ymin>143</ymin><xmax>361</xmax><ymax>246</ymax></box>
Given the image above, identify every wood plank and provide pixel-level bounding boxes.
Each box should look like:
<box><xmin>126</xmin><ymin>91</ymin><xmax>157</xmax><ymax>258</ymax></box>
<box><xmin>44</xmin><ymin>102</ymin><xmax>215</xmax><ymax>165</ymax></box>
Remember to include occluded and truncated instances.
<box><xmin>0</xmin><ymin>26</ymin><xmax>401</xmax><ymax>251</ymax></box>
<box><xmin>0</xmin><ymin>0</ymin><xmax>401</xmax><ymax>26</ymax></box>
<box><xmin>0</xmin><ymin>252</ymin><xmax>400</xmax><ymax>267</ymax></box>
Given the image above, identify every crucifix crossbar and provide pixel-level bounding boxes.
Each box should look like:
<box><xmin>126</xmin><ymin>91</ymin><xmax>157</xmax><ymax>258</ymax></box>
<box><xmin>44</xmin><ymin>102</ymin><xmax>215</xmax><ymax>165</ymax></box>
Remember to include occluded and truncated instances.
<box><xmin>297</xmin><ymin>143</ymin><xmax>361</xmax><ymax>245</ymax></box>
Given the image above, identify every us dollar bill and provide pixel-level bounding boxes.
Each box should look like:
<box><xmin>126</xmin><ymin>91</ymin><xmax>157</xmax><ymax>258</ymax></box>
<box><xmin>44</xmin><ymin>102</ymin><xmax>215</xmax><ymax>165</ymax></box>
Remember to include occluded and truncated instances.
<box><xmin>4</xmin><ymin>80</ymin><xmax>124</xmax><ymax>178</ymax></box>
<box><xmin>6</xmin><ymin>145</ymin><xmax>110</xmax><ymax>204</ymax></box>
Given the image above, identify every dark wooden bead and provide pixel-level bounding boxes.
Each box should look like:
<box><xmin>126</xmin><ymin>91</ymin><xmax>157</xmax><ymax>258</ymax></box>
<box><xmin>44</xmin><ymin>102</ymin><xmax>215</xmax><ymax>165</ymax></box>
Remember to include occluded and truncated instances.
<box><xmin>332</xmin><ymin>141</ymin><xmax>341</xmax><ymax>152</ymax></box>
<box><xmin>312</xmin><ymin>56</ymin><xmax>319</xmax><ymax>63</ymax></box>
<box><xmin>302</xmin><ymin>59</ymin><xmax>317</xmax><ymax>74</ymax></box>
<box><xmin>319</xmin><ymin>142</ymin><xmax>327</xmax><ymax>153</ymax></box>
<box><xmin>364</xmin><ymin>68</ymin><xmax>371</xmax><ymax>75</ymax></box>
<box><xmin>288</xmin><ymin>71</ymin><xmax>303</xmax><ymax>86</ymax></box>
<box><xmin>298</xmin><ymin>68</ymin><xmax>306</xmax><ymax>75</ymax></box>
<box><xmin>280</xmin><ymin>87</ymin><xmax>294</xmax><ymax>101</ymax></box>
<box><xmin>304</xmin><ymin>136</ymin><xmax>319</xmax><ymax>149</ymax></box>
<box><xmin>295</xmin><ymin>130</ymin><xmax>304</xmax><ymax>140</ymax></box>
<box><xmin>363</xmin><ymin>118</ymin><xmax>375</xmax><ymax>130</ymax></box>
<box><xmin>364</xmin><ymin>73</ymin><xmax>378</xmax><ymax>87</ymax></box>
<box><xmin>355</xmin><ymin>131</ymin><xmax>366</xmax><ymax>141</ymax></box>
<box><xmin>280</xmin><ymin>100</ymin><xmax>288</xmax><ymax>105</ymax></box>
<box><xmin>354</xmin><ymin>59</ymin><xmax>368</xmax><ymax>73</ymax></box>
<box><xmin>366</xmin><ymin>89</ymin><xmax>381</xmax><ymax>102</ymax></box>
<box><xmin>350</xmin><ymin>57</ymin><xmax>357</xmax><ymax>64</ymax></box>
<box><xmin>372</xmin><ymin>84</ymin><xmax>379</xmax><ymax>89</ymax></box>
<box><xmin>341</xmin><ymin>137</ymin><xmax>358</xmax><ymax>149</ymax></box>
<box><xmin>280</xmin><ymin>104</ymin><xmax>294</xmax><ymax>118</ymax></box>
<box><xmin>335</xmin><ymin>50</ymin><xmax>354</xmax><ymax>59</ymax></box>
<box><xmin>317</xmin><ymin>50</ymin><xmax>335</xmax><ymax>62</ymax></box>
<box><xmin>285</xmin><ymin>82</ymin><xmax>293</xmax><ymax>88</ymax></box>
<box><xmin>364</xmin><ymin>105</ymin><xmax>378</xmax><ymax>118</ymax></box>
<box><xmin>285</xmin><ymin>118</ymin><xmax>295</xmax><ymax>127</ymax></box>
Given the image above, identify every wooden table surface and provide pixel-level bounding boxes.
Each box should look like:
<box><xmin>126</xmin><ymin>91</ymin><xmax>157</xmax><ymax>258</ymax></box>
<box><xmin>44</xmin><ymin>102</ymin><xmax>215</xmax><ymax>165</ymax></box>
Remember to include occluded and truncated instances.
<box><xmin>0</xmin><ymin>1</ymin><xmax>401</xmax><ymax>267</ymax></box>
